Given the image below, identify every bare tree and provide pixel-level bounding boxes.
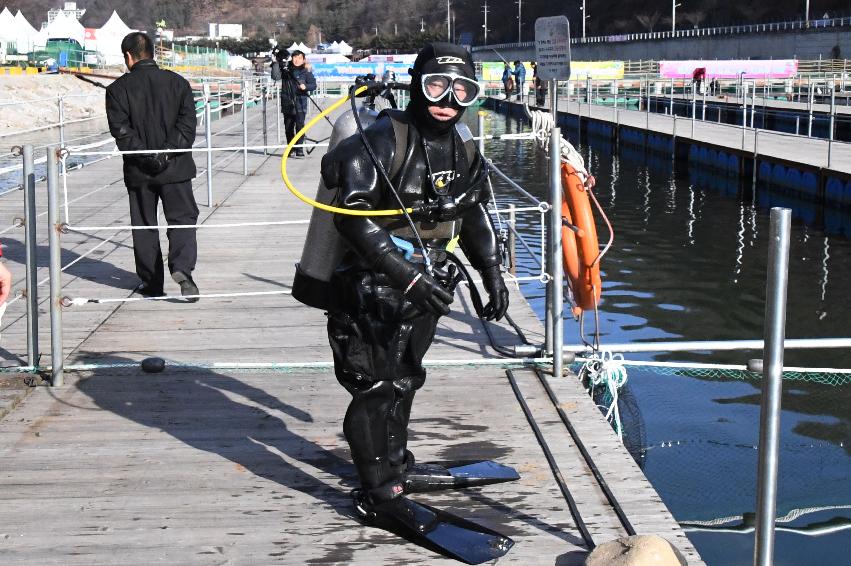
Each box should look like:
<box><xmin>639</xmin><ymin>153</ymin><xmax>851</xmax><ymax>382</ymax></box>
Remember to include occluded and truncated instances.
<box><xmin>635</xmin><ymin>11</ymin><xmax>662</xmax><ymax>32</ymax></box>
<box><xmin>682</xmin><ymin>10</ymin><xmax>707</xmax><ymax>29</ymax></box>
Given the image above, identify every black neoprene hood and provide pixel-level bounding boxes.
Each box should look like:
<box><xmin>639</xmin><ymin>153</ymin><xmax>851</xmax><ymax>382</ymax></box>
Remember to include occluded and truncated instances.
<box><xmin>407</xmin><ymin>43</ymin><xmax>477</xmax><ymax>137</ymax></box>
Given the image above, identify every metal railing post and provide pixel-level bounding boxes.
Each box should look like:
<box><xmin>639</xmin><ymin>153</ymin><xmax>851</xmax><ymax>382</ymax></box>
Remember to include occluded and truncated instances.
<box><xmin>275</xmin><ymin>82</ymin><xmax>281</xmax><ymax>145</ymax></box>
<box><xmin>57</xmin><ymin>96</ymin><xmax>66</xmax><ymax>179</ymax></box>
<box><xmin>669</xmin><ymin>78</ymin><xmax>674</xmax><ymax>114</ymax></box>
<box><xmin>262</xmin><ymin>82</ymin><xmax>268</xmax><ymax>155</ymax></box>
<box><xmin>204</xmin><ymin>84</ymin><xmax>214</xmax><ymax>207</ymax></box>
<box><xmin>46</xmin><ymin>148</ymin><xmax>63</xmax><ymax>387</ymax></box>
<box><xmin>477</xmin><ymin>111</ymin><xmax>486</xmax><ymax>154</ymax></box>
<box><xmin>807</xmin><ymin>81</ymin><xmax>814</xmax><ymax>137</ymax></box>
<box><xmin>753</xmin><ymin>207</ymin><xmax>791</xmax><ymax>566</ymax></box>
<box><xmin>508</xmin><ymin>204</ymin><xmax>516</xmax><ymax>276</ymax></box>
<box><xmin>829</xmin><ymin>75</ymin><xmax>836</xmax><ymax>141</ymax></box>
<box><xmin>22</xmin><ymin>145</ymin><xmax>39</xmax><ymax>368</ymax></box>
<box><xmin>242</xmin><ymin>79</ymin><xmax>249</xmax><ymax>175</ymax></box>
<box><xmin>549</xmin><ymin>127</ymin><xmax>564</xmax><ymax>377</ymax></box>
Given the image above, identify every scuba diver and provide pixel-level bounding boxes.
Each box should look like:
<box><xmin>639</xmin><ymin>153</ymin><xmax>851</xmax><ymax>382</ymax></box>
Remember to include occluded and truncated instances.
<box><xmin>295</xmin><ymin>42</ymin><xmax>518</xmax><ymax>563</ymax></box>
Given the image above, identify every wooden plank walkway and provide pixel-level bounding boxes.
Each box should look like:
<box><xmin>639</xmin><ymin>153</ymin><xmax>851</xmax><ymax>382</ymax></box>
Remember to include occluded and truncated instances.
<box><xmin>549</xmin><ymin>98</ymin><xmax>851</xmax><ymax>175</ymax></box>
<box><xmin>0</xmin><ymin>100</ymin><xmax>703</xmax><ymax>564</ymax></box>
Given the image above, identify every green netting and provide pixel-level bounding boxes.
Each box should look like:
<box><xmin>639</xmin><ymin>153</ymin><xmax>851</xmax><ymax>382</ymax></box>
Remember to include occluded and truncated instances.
<box><xmin>570</xmin><ymin>362</ymin><xmax>851</xmax><ymax>386</ymax></box>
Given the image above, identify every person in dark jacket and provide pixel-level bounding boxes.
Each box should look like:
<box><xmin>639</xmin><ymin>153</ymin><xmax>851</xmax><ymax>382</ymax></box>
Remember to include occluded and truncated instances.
<box><xmin>512</xmin><ymin>60</ymin><xmax>526</xmax><ymax>101</ymax></box>
<box><xmin>105</xmin><ymin>32</ymin><xmax>199</xmax><ymax>301</ymax></box>
<box><xmin>271</xmin><ymin>48</ymin><xmax>316</xmax><ymax>157</ymax></box>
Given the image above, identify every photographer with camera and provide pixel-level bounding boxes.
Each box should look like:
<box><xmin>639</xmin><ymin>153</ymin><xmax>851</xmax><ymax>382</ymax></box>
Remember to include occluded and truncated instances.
<box><xmin>271</xmin><ymin>48</ymin><xmax>317</xmax><ymax>157</ymax></box>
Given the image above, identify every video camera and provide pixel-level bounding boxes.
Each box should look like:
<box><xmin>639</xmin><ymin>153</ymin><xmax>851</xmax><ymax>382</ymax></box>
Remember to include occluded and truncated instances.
<box><xmin>271</xmin><ymin>45</ymin><xmax>290</xmax><ymax>64</ymax></box>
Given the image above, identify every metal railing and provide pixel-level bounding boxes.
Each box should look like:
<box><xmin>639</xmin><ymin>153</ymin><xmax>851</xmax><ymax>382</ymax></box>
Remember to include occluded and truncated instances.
<box><xmin>474</xmin><ymin>16</ymin><xmax>851</xmax><ymax>51</ymax></box>
<box><xmin>0</xmin><ymin>78</ymin><xmax>548</xmax><ymax>385</ymax></box>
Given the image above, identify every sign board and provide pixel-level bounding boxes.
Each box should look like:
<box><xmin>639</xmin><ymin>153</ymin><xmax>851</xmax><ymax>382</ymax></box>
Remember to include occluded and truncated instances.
<box><xmin>534</xmin><ymin>16</ymin><xmax>571</xmax><ymax>80</ymax></box>
<box><xmin>659</xmin><ymin>60</ymin><xmax>798</xmax><ymax>79</ymax></box>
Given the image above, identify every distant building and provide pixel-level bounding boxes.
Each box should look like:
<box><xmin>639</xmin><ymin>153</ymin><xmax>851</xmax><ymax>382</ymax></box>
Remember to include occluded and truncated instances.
<box><xmin>208</xmin><ymin>23</ymin><xmax>243</xmax><ymax>40</ymax></box>
<box><xmin>44</xmin><ymin>2</ymin><xmax>85</xmax><ymax>29</ymax></box>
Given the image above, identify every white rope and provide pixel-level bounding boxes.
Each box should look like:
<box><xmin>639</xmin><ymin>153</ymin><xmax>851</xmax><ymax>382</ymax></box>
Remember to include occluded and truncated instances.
<box><xmin>66</xmin><ymin>141</ymin><xmax>329</xmax><ymax>157</ymax></box>
<box><xmin>527</xmin><ymin>106</ymin><xmax>591</xmax><ymax>182</ymax></box>
<box><xmin>68</xmin><ymin>289</ymin><xmax>293</xmax><ymax>306</ymax></box>
<box><xmin>56</xmin><ymin>357</ymin><xmax>551</xmax><ymax>372</ymax></box>
<box><xmin>578</xmin><ymin>351</ymin><xmax>629</xmax><ymax>442</ymax></box>
<box><xmin>66</xmin><ymin>219</ymin><xmax>310</xmax><ymax>232</ymax></box>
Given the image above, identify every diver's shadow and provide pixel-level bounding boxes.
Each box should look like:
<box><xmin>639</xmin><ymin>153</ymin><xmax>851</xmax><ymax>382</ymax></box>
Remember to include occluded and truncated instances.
<box><xmin>76</xmin><ymin>360</ymin><xmax>357</xmax><ymax>515</ymax></box>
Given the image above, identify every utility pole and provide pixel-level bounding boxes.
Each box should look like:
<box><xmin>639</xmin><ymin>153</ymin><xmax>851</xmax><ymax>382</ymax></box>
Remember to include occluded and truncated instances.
<box><xmin>805</xmin><ymin>0</ymin><xmax>810</xmax><ymax>25</ymax></box>
<box><xmin>420</xmin><ymin>18</ymin><xmax>425</xmax><ymax>33</ymax></box>
<box><xmin>447</xmin><ymin>0</ymin><xmax>451</xmax><ymax>41</ymax></box>
<box><xmin>483</xmin><ymin>1</ymin><xmax>489</xmax><ymax>44</ymax></box>
<box><xmin>581</xmin><ymin>0</ymin><xmax>587</xmax><ymax>39</ymax></box>
<box><xmin>516</xmin><ymin>0</ymin><xmax>522</xmax><ymax>42</ymax></box>
<box><xmin>672</xmin><ymin>1</ymin><xmax>682</xmax><ymax>33</ymax></box>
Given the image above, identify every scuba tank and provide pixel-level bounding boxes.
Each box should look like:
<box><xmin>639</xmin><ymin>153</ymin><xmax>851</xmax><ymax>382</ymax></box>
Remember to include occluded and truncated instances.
<box><xmin>291</xmin><ymin>103</ymin><xmax>380</xmax><ymax>309</ymax></box>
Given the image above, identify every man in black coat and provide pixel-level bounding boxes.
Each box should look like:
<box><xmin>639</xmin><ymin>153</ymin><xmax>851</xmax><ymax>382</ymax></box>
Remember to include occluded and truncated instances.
<box><xmin>105</xmin><ymin>32</ymin><xmax>200</xmax><ymax>300</ymax></box>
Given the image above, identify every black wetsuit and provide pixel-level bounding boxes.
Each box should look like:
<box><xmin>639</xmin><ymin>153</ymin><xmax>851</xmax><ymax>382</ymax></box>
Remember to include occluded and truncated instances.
<box><xmin>319</xmin><ymin>110</ymin><xmax>502</xmax><ymax>492</ymax></box>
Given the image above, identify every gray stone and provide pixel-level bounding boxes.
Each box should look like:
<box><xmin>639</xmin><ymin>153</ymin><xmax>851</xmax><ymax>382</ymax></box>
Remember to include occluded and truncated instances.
<box><xmin>585</xmin><ymin>535</ymin><xmax>687</xmax><ymax>566</ymax></box>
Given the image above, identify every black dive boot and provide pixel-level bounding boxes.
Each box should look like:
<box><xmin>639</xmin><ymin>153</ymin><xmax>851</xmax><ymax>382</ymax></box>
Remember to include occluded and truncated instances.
<box><xmin>351</xmin><ymin>480</ymin><xmax>514</xmax><ymax>565</ymax></box>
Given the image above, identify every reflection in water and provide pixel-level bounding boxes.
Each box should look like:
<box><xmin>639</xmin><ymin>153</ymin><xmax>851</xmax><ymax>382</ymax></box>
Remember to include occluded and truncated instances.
<box><xmin>476</xmin><ymin>110</ymin><xmax>851</xmax><ymax>566</ymax></box>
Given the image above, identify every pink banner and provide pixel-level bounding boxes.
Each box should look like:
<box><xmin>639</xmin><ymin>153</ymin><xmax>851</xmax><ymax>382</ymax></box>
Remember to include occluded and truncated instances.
<box><xmin>659</xmin><ymin>60</ymin><xmax>798</xmax><ymax>79</ymax></box>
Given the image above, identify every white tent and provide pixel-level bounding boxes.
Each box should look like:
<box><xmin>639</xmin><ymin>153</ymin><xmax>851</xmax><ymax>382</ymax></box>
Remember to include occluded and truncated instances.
<box><xmin>93</xmin><ymin>10</ymin><xmax>132</xmax><ymax>66</ymax></box>
<box><xmin>228</xmin><ymin>54</ymin><xmax>251</xmax><ymax>70</ymax></box>
<box><xmin>12</xmin><ymin>10</ymin><xmax>38</xmax><ymax>54</ymax></box>
<box><xmin>0</xmin><ymin>7</ymin><xmax>15</xmax><ymax>45</ymax></box>
<box><xmin>336</xmin><ymin>40</ymin><xmax>353</xmax><ymax>55</ymax></box>
<box><xmin>37</xmin><ymin>10</ymin><xmax>85</xmax><ymax>46</ymax></box>
<box><xmin>306</xmin><ymin>53</ymin><xmax>349</xmax><ymax>64</ymax></box>
<box><xmin>297</xmin><ymin>42</ymin><xmax>311</xmax><ymax>54</ymax></box>
<box><xmin>287</xmin><ymin>41</ymin><xmax>300</xmax><ymax>54</ymax></box>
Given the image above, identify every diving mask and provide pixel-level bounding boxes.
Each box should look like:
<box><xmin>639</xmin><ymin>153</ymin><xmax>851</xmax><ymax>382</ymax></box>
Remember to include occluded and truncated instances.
<box><xmin>421</xmin><ymin>73</ymin><xmax>481</xmax><ymax>106</ymax></box>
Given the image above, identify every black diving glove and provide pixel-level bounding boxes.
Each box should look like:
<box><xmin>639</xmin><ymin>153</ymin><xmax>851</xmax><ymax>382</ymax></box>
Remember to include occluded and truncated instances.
<box><xmin>480</xmin><ymin>265</ymin><xmax>509</xmax><ymax>321</ymax></box>
<box><xmin>377</xmin><ymin>251</ymin><xmax>454</xmax><ymax>316</ymax></box>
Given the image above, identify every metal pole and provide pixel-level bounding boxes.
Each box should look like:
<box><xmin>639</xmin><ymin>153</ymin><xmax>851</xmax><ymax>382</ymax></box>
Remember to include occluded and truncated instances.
<box><xmin>669</xmin><ymin>78</ymin><xmax>674</xmax><ymax>114</ymax></box>
<box><xmin>508</xmin><ymin>204</ymin><xmax>516</xmax><ymax>276</ymax></box>
<box><xmin>57</xmin><ymin>96</ymin><xmax>66</xmax><ymax>180</ymax></box>
<box><xmin>549</xmin><ymin>127</ymin><xmax>564</xmax><ymax>377</ymax></box>
<box><xmin>22</xmin><ymin>145</ymin><xmax>39</xmax><ymax>368</ymax></box>
<box><xmin>752</xmin><ymin>130</ymin><xmax>759</xmax><ymax>186</ymax></box>
<box><xmin>242</xmin><ymin>79</ymin><xmax>249</xmax><ymax>175</ymax></box>
<box><xmin>204</xmin><ymin>86</ymin><xmax>214</xmax><ymax>208</ymax></box>
<box><xmin>753</xmin><ymin>207</ymin><xmax>791</xmax><ymax>566</ymax></box>
<box><xmin>478</xmin><ymin>111</ymin><xmax>486</xmax><ymax>154</ymax></box>
<box><xmin>743</xmin><ymin>81</ymin><xmax>748</xmax><ymax>129</ymax></box>
<box><xmin>46</xmin><ymin>148</ymin><xmax>63</xmax><ymax>387</ymax></box>
<box><xmin>807</xmin><ymin>81</ymin><xmax>814</xmax><ymax>137</ymax></box>
<box><xmin>262</xmin><ymin>82</ymin><xmax>268</xmax><ymax>155</ymax></box>
<box><xmin>751</xmin><ymin>82</ymin><xmax>756</xmax><ymax>129</ymax></box>
<box><xmin>829</xmin><ymin>74</ymin><xmax>836</xmax><ymax>141</ymax></box>
<box><xmin>276</xmin><ymin>82</ymin><xmax>281</xmax><ymax>145</ymax></box>
<box><xmin>702</xmin><ymin>80</ymin><xmax>707</xmax><ymax>120</ymax></box>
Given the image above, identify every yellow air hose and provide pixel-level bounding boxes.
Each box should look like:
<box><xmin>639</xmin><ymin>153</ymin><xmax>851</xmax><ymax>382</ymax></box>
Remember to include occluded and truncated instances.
<box><xmin>280</xmin><ymin>85</ymin><xmax>414</xmax><ymax>217</ymax></box>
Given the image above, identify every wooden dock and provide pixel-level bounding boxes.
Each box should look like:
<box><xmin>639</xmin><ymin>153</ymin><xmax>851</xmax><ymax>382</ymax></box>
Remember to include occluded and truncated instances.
<box><xmin>0</xmin><ymin>102</ymin><xmax>703</xmax><ymax>564</ymax></box>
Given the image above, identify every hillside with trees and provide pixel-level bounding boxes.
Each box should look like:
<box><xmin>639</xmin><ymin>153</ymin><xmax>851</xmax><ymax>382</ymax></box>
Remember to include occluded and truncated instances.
<box><xmin>6</xmin><ymin>0</ymin><xmax>850</xmax><ymax>51</ymax></box>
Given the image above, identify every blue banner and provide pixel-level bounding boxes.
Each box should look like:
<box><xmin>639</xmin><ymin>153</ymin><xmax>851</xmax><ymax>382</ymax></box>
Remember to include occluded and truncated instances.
<box><xmin>311</xmin><ymin>62</ymin><xmax>412</xmax><ymax>82</ymax></box>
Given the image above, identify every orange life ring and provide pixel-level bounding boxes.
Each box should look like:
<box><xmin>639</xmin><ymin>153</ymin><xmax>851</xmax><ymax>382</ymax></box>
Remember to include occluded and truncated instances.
<box><xmin>561</xmin><ymin>163</ymin><xmax>602</xmax><ymax>315</ymax></box>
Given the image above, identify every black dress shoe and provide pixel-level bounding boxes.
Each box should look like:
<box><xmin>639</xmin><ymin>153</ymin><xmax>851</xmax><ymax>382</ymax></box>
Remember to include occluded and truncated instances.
<box><xmin>134</xmin><ymin>282</ymin><xmax>164</xmax><ymax>297</ymax></box>
<box><xmin>179</xmin><ymin>278</ymin><xmax>200</xmax><ymax>302</ymax></box>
